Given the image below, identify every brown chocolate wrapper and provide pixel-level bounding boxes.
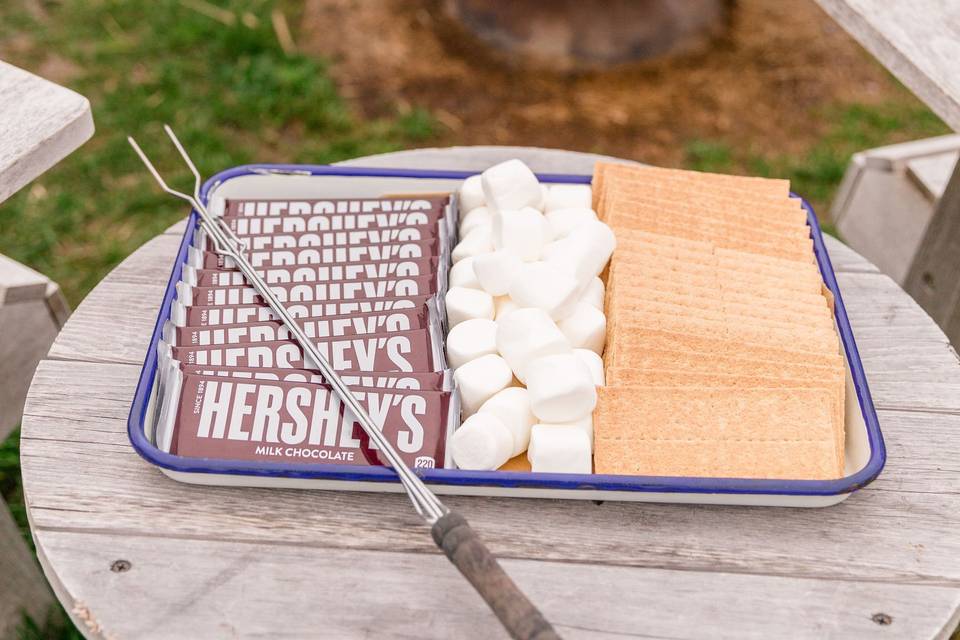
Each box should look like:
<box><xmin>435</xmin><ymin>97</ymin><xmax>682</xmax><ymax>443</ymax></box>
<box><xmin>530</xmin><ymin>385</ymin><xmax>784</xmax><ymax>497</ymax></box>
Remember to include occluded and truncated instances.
<box><xmin>168</xmin><ymin>373</ymin><xmax>452</xmax><ymax>469</ymax></box>
<box><xmin>222</xmin><ymin>196</ymin><xmax>449</xmax><ymax>219</ymax></box>
<box><xmin>226</xmin><ymin>212</ymin><xmax>438</xmax><ymax>237</ymax></box>
<box><xmin>167</xmin><ymin>328</ymin><xmax>442</xmax><ymax>372</ymax></box>
<box><xmin>169</xmin><ymin>306</ymin><xmax>431</xmax><ymax>346</ymax></box>
<box><xmin>177</xmin><ymin>295</ymin><xmax>433</xmax><ymax>326</ymax></box>
<box><xmin>183</xmin><ymin>275</ymin><xmax>436</xmax><ymax>307</ymax></box>
<box><xmin>201</xmin><ymin>227</ymin><xmax>442</xmax><ymax>253</ymax></box>
<box><xmin>201</xmin><ymin>243</ymin><xmax>438</xmax><ymax>269</ymax></box>
<box><xmin>179</xmin><ymin>364</ymin><xmax>451</xmax><ymax>391</ymax></box>
<box><xmin>192</xmin><ymin>256</ymin><xmax>438</xmax><ymax>286</ymax></box>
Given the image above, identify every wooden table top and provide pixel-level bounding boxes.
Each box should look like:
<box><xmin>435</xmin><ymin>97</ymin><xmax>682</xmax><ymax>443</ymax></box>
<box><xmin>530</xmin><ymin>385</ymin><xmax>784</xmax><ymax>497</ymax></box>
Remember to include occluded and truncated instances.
<box><xmin>815</xmin><ymin>0</ymin><xmax>960</xmax><ymax>131</ymax></box>
<box><xmin>0</xmin><ymin>60</ymin><xmax>94</xmax><ymax>204</ymax></box>
<box><xmin>20</xmin><ymin>147</ymin><xmax>960</xmax><ymax>639</ymax></box>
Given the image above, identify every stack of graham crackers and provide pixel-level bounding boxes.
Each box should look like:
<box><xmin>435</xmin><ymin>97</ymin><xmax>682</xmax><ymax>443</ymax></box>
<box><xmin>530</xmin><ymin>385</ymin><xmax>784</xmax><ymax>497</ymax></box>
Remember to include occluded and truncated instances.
<box><xmin>592</xmin><ymin>162</ymin><xmax>846</xmax><ymax>480</ymax></box>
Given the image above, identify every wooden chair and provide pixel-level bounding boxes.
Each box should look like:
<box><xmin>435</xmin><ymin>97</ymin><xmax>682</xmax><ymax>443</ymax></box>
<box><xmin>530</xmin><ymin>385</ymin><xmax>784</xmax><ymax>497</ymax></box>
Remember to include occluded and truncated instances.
<box><xmin>0</xmin><ymin>255</ymin><xmax>69</xmax><ymax>637</ymax></box>
<box><xmin>0</xmin><ymin>58</ymin><xmax>92</xmax><ymax>639</ymax></box>
<box><xmin>832</xmin><ymin>134</ymin><xmax>960</xmax><ymax>347</ymax></box>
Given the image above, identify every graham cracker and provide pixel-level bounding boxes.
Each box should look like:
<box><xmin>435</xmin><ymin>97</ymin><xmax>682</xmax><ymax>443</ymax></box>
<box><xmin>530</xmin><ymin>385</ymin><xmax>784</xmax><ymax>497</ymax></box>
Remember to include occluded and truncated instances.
<box><xmin>594</xmin><ymin>439</ymin><xmax>841</xmax><ymax>480</ymax></box>
<box><xmin>609</xmin><ymin>271</ymin><xmax>831</xmax><ymax>306</ymax></box>
<box><xmin>607</xmin><ymin>194</ymin><xmax>810</xmax><ymax>244</ymax></box>
<box><xmin>609</xmin><ymin>252</ymin><xmax>825</xmax><ymax>295</ymax></box>
<box><xmin>607</xmin><ymin>217</ymin><xmax>815</xmax><ymax>262</ymax></box>
<box><xmin>602</xmin><ymin>327</ymin><xmax>843</xmax><ymax>368</ymax></box>
<box><xmin>607</xmin><ymin>284</ymin><xmax>833</xmax><ymax>322</ymax></box>
<box><xmin>605</xmin><ymin>348</ymin><xmax>842</xmax><ymax>381</ymax></box>
<box><xmin>610</xmin><ymin>297</ymin><xmax>835</xmax><ymax>334</ymax></box>
<box><xmin>593</xmin><ymin>386</ymin><xmax>843</xmax><ymax>479</ymax></box>
<box><xmin>606</xmin><ymin>192</ymin><xmax>808</xmax><ymax>231</ymax></box>
<box><xmin>609</xmin><ymin>215</ymin><xmax>810</xmax><ymax>250</ymax></box>
<box><xmin>609</xmin><ymin>313</ymin><xmax>839</xmax><ymax>355</ymax></box>
<box><xmin>615</xmin><ymin>236</ymin><xmax>824</xmax><ymax>280</ymax></box>
<box><xmin>594</xmin><ymin>162</ymin><xmax>792</xmax><ymax>205</ymax></box>
<box><xmin>608</xmin><ymin>258</ymin><xmax>825</xmax><ymax>297</ymax></box>
<box><xmin>601</xmin><ymin>370</ymin><xmax>845</xmax><ymax>469</ymax></box>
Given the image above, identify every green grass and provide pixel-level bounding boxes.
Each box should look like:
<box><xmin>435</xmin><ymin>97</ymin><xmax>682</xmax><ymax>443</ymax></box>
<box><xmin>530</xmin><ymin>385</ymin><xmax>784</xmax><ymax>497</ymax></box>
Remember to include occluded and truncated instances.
<box><xmin>0</xmin><ymin>0</ymin><xmax>435</xmax><ymax>308</ymax></box>
<box><xmin>684</xmin><ymin>100</ymin><xmax>950</xmax><ymax>234</ymax></box>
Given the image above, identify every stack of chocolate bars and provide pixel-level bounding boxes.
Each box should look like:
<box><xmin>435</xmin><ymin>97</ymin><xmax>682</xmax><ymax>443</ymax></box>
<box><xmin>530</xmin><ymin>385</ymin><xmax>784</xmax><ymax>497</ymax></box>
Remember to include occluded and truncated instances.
<box><xmin>153</xmin><ymin>195</ymin><xmax>460</xmax><ymax>470</ymax></box>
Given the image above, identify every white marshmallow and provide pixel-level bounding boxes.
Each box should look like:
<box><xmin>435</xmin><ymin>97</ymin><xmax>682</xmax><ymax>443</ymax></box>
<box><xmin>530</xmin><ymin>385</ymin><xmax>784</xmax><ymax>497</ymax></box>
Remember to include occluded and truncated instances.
<box><xmin>458</xmin><ymin>175</ymin><xmax>486</xmax><ymax>214</ymax></box>
<box><xmin>574</xmin><ymin>348</ymin><xmax>605</xmax><ymax>387</ymax></box>
<box><xmin>478</xmin><ymin>387</ymin><xmax>536</xmax><ymax>456</ymax></box>
<box><xmin>454</xmin><ymin>353</ymin><xmax>514</xmax><ymax>416</ymax></box>
<box><xmin>525</xmin><ymin>353</ymin><xmax>597</xmax><ymax>422</ymax></box>
<box><xmin>508</xmin><ymin>261</ymin><xmax>581</xmax><ymax>320</ymax></box>
<box><xmin>536</xmin><ymin>415</ymin><xmax>594</xmax><ymax>451</ymax></box>
<box><xmin>452</xmin><ymin>224</ymin><xmax>493</xmax><ymax>263</ymax></box>
<box><xmin>545</xmin><ymin>220</ymin><xmax>616</xmax><ymax>287</ymax></box>
<box><xmin>481</xmin><ymin>159</ymin><xmax>542</xmax><ymax>212</ymax></box>
<box><xmin>446</xmin><ymin>318</ymin><xmax>498</xmax><ymax>369</ymax></box>
<box><xmin>545</xmin><ymin>207</ymin><xmax>598</xmax><ymax>238</ymax></box>
<box><xmin>544</xmin><ymin>184</ymin><xmax>592</xmax><ymax>213</ymax></box>
<box><xmin>445</xmin><ymin>286</ymin><xmax>495</xmax><ymax>327</ymax></box>
<box><xmin>540</xmin><ymin>240</ymin><xmax>562</xmax><ymax>262</ymax></box>
<box><xmin>449</xmin><ymin>256</ymin><xmax>481</xmax><ymax>290</ymax></box>
<box><xmin>494</xmin><ymin>296</ymin><xmax>521</xmax><ymax>321</ymax></box>
<box><xmin>582</xmin><ymin>277</ymin><xmax>605</xmax><ymax>310</ymax></box>
<box><xmin>473</xmin><ymin>248</ymin><xmax>522</xmax><ymax>296</ymax></box>
<box><xmin>495</xmin><ymin>308</ymin><xmax>571</xmax><ymax>383</ymax></box>
<box><xmin>527</xmin><ymin>424</ymin><xmax>592</xmax><ymax>473</ymax></box>
<box><xmin>459</xmin><ymin>206</ymin><xmax>492</xmax><ymax>237</ymax></box>
<box><xmin>557</xmin><ymin>302</ymin><xmax>606</xmax><ymax>354</ymax></box>
<box><xmin>492</xmin><ymin>207</ymin><xmax>550</xmax><ymax>261</ymax></box>
<box><xmin>450</xmin><ymin>412</ymin><xmax>514</xmax><ymax>470</ymax></box>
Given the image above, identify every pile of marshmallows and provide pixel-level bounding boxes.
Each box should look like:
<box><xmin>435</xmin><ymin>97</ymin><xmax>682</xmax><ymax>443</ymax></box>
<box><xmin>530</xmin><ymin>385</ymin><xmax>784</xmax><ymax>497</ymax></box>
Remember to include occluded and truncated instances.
<box><xmin>446</xmin><ymin>159</ymin><xmax>615</xmax><ymax>474</ymax></box>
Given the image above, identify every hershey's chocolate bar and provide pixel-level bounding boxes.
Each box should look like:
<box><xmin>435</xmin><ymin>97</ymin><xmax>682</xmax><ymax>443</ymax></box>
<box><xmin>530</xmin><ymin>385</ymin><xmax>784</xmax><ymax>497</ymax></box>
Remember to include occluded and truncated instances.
<box><xmin>177</xmin><ymin>295</ymin><xmax>432</xmax><ymax>326</ymax></box>
<box><xmin>169</xmin><ymin>373</ymin><xmax>452</xmax><ymax>468</ymax></box>
<box><xmin>191</xmin><ymin>257</ymin><xmax>437</xmax><ymax>287</ymax></box>
<box><xmin>204</xmin><ymin>228</ymin><xmax>441</xmax><ymax>252</ymax></box>
<box><xmin>168</xmin><ymin>329</ymin><xmax>441</xmax><ymax>372</ymax></box>
<box><xmin>179</xmin><ymin>364</ymin><xmax>450</xmax><ymax>391</ymax></box>
<box><xmin>170</xmin><ymin>306</ymin><xmax>429</xmax><ymax>346</ymax></box>
<box><xmin>222</xmin><ymin>196</ymin><xmax>449</xmax><ymax>219</ymax></box>
<box><xmin>183</xmin><ymin>276</ymin><xmax>436</xmax><ymax>307</ymax></box>
<box><xmin>226</xmin><ymin>211</ymin><xmax>437</xmax><ymax>236</ymax></box>
<box><xmin>200</xmin><ymin>243</ymin><xmax>436</xmax><ymax>269</ymax></box>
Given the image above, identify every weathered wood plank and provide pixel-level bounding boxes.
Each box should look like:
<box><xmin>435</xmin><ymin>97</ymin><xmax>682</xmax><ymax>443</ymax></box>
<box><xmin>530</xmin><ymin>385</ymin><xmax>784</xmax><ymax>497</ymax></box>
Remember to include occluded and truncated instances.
<box><xmin>0</xmin><ymin>60</ymin><xmax>94</xmax><ymax>204</ymax></box>
<box><xmin>904</xmin><ymin>157</ymin><xmax>960</xmax><ymax>348</ymax></box>
<box><xmin>0</xmin><ymin>253</ymin><xmax>49</xmax><ymax>305</ymax></box>
<box><xmin>0</xmin><ymin>502</ymin><xmax>52</xmax><ymax>639</ymax></box>
<box><xmin>0</xmin><ymin>298</ymin><xmax>60</xmax><ymax>440</ymax></box>
<box><xmin>34</xmin><ymin>529</ymin><xmax>960</xmax><ymax>640</ymax></box>
<box><xmin>335</xmin><ymin>146</ymin><xmax>630</xmax><ymax>174</ymax></box>
<box><xmin>814</xmin><ymin>0</ymin><xmax>960</xmax><ymax>131</ymax></box>
<box><xmin>19</xmin><ymin>358</ymin><xmax>960</xmax><ymax>585</ymax></box>
<box><xmin>824</xmin><ymin>235</ymin><xmax>879</xmax><ymax>274</ymax></box>
<box><xmin>46</xmin><ymin>234</ymin><xmax>181</xmax><ymax>365</ymax></box>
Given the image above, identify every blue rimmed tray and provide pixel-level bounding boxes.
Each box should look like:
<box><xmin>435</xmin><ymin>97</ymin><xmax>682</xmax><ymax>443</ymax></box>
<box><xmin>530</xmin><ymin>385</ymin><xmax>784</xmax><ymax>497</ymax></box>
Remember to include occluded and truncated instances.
<box><xmin>127</xmin><ymin>163</ymin><xmax>885</xmax><ymax>506</ymax></box>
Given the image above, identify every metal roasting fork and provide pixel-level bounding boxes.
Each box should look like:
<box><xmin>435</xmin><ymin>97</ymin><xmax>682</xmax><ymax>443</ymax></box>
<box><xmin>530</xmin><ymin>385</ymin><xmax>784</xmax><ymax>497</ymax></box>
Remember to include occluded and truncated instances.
<box><xmin>129</xmin><ymin>126</ymin><xmax>560</xmax><ymax>640</ymax></box>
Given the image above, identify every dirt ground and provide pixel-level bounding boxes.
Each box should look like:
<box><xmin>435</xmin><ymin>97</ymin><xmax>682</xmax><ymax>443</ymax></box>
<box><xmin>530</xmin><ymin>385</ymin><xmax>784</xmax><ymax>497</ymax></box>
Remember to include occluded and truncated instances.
<box><xmin>299</xmin><ymin>0</ymin><xmax>905</xmax><ymax>167</ymax></box>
